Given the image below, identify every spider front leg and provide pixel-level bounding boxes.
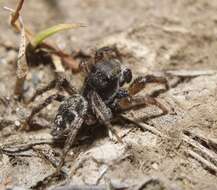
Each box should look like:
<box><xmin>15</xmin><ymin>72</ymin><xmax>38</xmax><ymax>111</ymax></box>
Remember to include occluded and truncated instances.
<box><xmin>90</xmin><ymin>91</ymin><xmax>123</xmax><ymax>143</ymax></box>
<box><xmin>56</xmin><ymin>116</ymin><xmax>84</xmax><ymax>174</ymax></box>
<box><xmin>27</xmin><ymin>79</ymin><xmax>56</xmax><ymax>104</ymax></box>
<box><xmin>116</xmin><ymin>74</ymin><xmax>169</xmax><ymax>118</ymax></box>
<box><xmin>27</xmin><ymin>72</ymin><xmax>77</xmax><ymax>103</ymax></box>
<box><xmin>128</xmin><ymin>74</ymin><xmax>169</xmax><ymax>97</ymax></box>
<box><xmin>118</xmin><ymin>95</ymin><xmax>168</xmax><ymax>116</ymax></box>
<box><xmin>22</xmin><ymin>94</ymin><xmax>65</xmax><ymax>130</ymax></box>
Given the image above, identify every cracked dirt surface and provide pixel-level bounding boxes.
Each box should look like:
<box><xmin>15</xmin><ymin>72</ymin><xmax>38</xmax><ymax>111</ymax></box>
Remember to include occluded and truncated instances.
<box><xmin>0</xmin><ymin>0</ymin><xmax>217</xmax><ymax>189</ymax></box>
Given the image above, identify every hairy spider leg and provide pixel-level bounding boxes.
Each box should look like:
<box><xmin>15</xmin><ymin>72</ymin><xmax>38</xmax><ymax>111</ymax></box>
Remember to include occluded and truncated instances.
<box><xmin>90</xmin><ymin>91</ymin><xmax>123</xmax><ymax>143</ymax></box>
<box><xmin>27</xmin><ymin>72</ymin><xmax>77</xmax><ymax>104</ymax></box>
<box><xmin>128</xmin><ymin>75</ymin><xmax>169</xmax><ymax>97</ymax></box>
<box><xmin>56</xmin><ymin>116</ymin><xmax>84</xmax><ymax>174</ymax></box>
<box><xmin>27</xmin><ymin>79</ymin><xmax>56</xmax><ymax>104</ymax></box>
<box><xmin>117</xmin><ymin>75</ymin><xmax>169</xmax><ymax>116</ymax></box>
<box><xmin>118</xmin><ymin>95</ymin><xmax>168</xmax><ymax>116</ymax></box>
<box><xmin>22</xmin><ymin>94</ymin><xmax>65</xmax><ymax>130</ymax></box>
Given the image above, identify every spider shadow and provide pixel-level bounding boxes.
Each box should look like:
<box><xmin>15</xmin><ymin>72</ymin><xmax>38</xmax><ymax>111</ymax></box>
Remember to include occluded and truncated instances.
<box><xmin>52</xmin><ymin>123</ymin><xmax>109</xmax><ymax>150</ymax></box>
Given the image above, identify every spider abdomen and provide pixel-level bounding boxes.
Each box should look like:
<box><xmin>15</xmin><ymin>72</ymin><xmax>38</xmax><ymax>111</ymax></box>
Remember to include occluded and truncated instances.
<box><xmin>52</xmin><ymin>94</ymin><xmax>88</xmax><ymax>138</ymax></box>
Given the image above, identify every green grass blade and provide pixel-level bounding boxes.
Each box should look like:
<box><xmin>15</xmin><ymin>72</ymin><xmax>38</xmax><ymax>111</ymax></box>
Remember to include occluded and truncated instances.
<box><xmin>31</xmin><ymin>23</ymin><xmax>85</xmax><ymax>48</ymax></box>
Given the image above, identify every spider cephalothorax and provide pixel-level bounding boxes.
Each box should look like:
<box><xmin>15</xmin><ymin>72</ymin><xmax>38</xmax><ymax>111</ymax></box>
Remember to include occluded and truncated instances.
<box><xmin>82</xmin><ymin>49</ymin><xmax>132</xmax><ymax>104</ymax></box>
<box><xmin>25</xmin><ymin>45</ymin><xmax>169</xmax><ymax>173</ymax></box>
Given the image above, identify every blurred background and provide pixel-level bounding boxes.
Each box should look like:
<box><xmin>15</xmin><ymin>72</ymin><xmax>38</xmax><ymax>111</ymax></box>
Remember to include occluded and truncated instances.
<box><xmin>1</xmin><ymin>0</ymin><xmax>217</xmax><ymax>51</ymax></box>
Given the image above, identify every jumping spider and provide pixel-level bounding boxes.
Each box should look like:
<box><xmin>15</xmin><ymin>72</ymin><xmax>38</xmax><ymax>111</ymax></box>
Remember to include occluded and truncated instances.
<box><xmin>24</xmin><ymin>46</ymin><xmax>169</xmax><ymax>173</ymax></box>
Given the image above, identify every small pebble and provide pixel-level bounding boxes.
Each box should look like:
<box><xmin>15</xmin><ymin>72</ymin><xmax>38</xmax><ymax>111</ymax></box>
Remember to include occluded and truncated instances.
<box><xmin>68</xmin><ymin>150</ymin><xmax>75</xmax><ymax>156</ymax></box>
<box><xmin>15</xmin><ymin>120</ymin><xmax>21</xmax><ymax>127</ymax></box>
<box><xmin>152</xmin><ymin>162</ymin><xmax>159</xmax><ymax>170</ymax></box>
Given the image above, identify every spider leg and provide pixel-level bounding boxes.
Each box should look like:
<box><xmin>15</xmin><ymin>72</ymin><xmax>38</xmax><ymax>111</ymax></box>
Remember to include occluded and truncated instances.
<box><xmin>22</xmin><ymin>94</ymin><xmax>65</xmax><ymax>130</ymax></box>
<box><xmin>80</xmin><ymin>57</ymin><xmax>94</xmax><ymax>74</ymax></box>
<box><xmin>118</xmin><ymin>95</ymin><xmax>168</xmax><ymax>115</ymax></box>
<box><xmin>27</xmin><ymin>79</ymin><xmax>56</xmax><ymax>103</ymax></box>
<box><xmin>27</xmin><ymin>72</ymin><xmax>77</xmax><ymax>103</ymax></box>
<box><xmin>90</xmin><ymin>91</ymin><xmax>123</xmax><ymax>143</ymax></box>
<box><xmin>56</xmin><ymin>72</ymin><xmax>77</xmax><ymax>95</ymax></box>
<box><xmin>56</xmin><ymin>115</ymin><xmax>84</xmax><ymax>174</ymax></box>
<box><xmin>128</xmin><ymin>75</ymin><xmax>169</xmax><ymax>97</ymax></box>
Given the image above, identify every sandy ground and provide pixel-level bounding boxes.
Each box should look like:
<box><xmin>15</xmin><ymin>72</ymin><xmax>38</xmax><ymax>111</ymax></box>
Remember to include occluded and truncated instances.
<box><xmin>0</xmin><ymin>0</ymin><xmax>217</xmax><ymax>189</ymax></box>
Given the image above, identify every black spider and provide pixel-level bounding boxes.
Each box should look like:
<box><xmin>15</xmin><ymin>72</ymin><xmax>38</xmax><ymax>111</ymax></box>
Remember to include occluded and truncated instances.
<box><xmin>24</xmin><ymin>45</ymin><xmax>169</xmax><ymax>173</ymax></box>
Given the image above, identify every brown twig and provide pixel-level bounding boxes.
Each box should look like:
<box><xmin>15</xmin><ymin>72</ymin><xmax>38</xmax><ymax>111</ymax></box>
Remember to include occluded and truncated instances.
<box><xmin>182</xmin><ymin>134</ymin><xmax>217</xmax><ymax>166</ymax></box>
<box><xmin>185</xmin><ymin>149</ymin><xmax>217</xmax><ymax>175</ymax></box>
<box><xmin>10</xmin><ymin>0</ymin><xmax>25</xmax><ymax>27</ymax></box>
<box><xmin>0</xmin><ymin>133</ymin><xmax>54</xmax><ymax>152</ymax></box>
<box><xmin>39</xmin><ymin>43</ymin><xmax>81</xmax><ymax>72</ymax></box>
<box><xmin>183</xmin><ymin>129</ymin><xmax>217</xmax><ymax>153</ymax></box>
<box><xmin>4</xmin><ymin>1</ymin><xmax>29</xmax><ymax>98</ymax></box>
<box><xmin>182</xmin><ymin>130</ymin><xmax>217</xmax><ymax>175</ymax></box>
